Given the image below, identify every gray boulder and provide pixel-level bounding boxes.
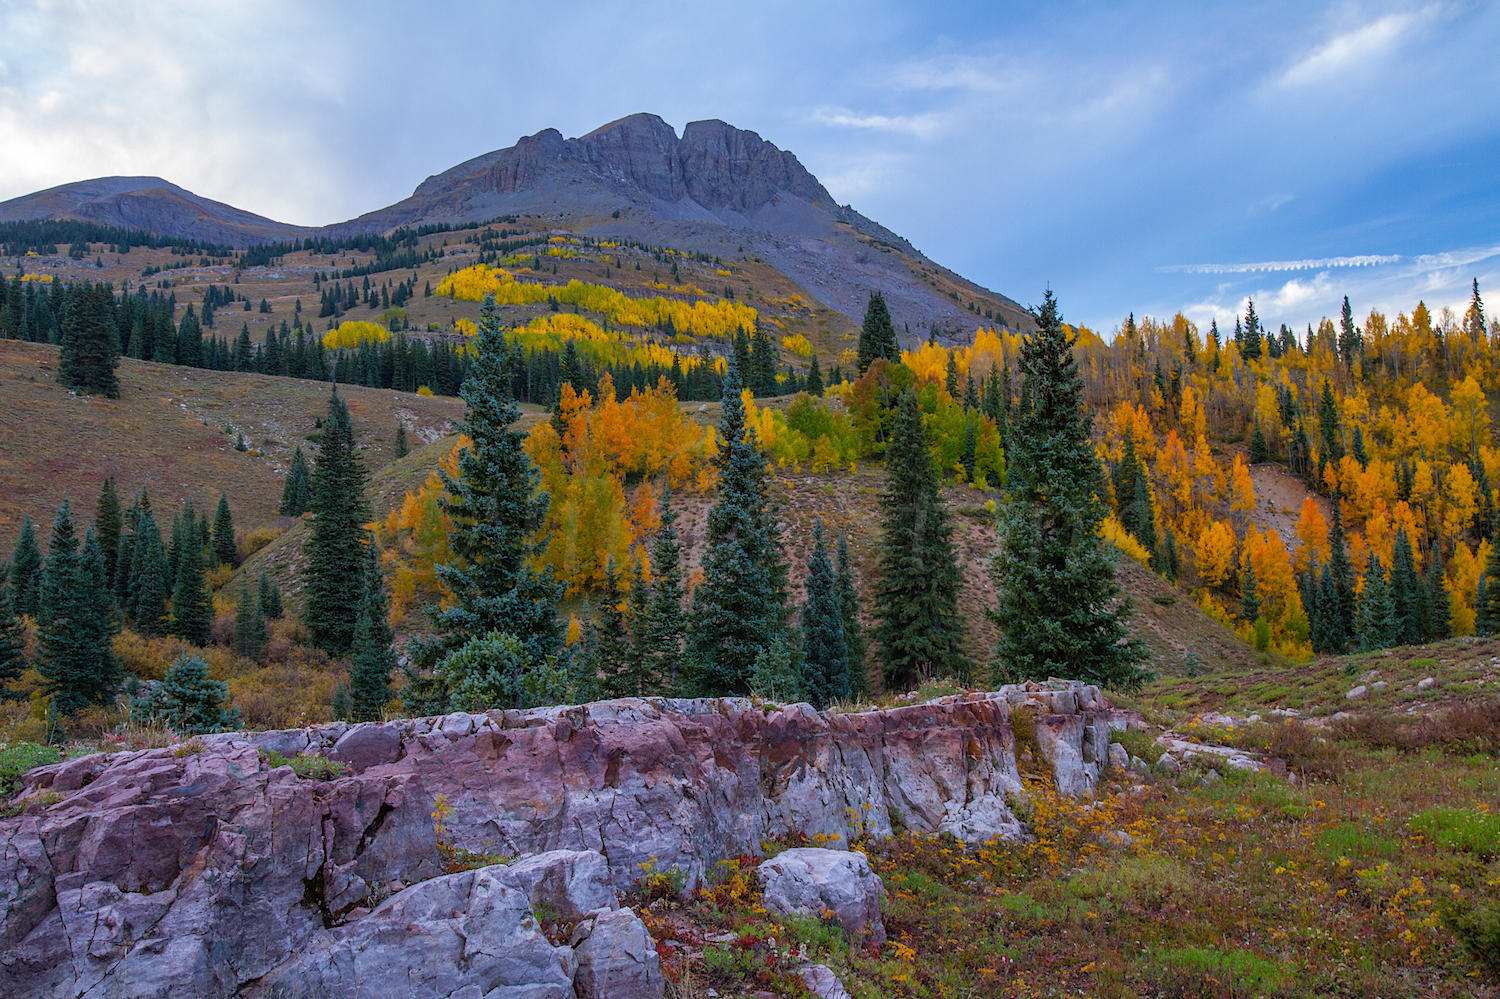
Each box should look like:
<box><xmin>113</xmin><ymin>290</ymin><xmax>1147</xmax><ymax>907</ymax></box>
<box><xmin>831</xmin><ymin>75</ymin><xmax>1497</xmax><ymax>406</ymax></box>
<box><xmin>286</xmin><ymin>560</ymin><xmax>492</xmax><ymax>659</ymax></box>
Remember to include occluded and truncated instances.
<box><xmin>571</xmin><ymin>907</ymin><xmax>663</xmax><ymax>999</ymax></box>
<box><xmin>507</xmin><ymin>850</ymin><xmax>618</xmax><ymax>922</ymax></box>
<box><xmin>758</xmin><ymin>848</ymin><xmax>885</xmax><ymax>945</ymax></box>
<box><xmin>798</xmin><ymin>963</ymin><xmax>853</xmax><ymax>998</ymax></box>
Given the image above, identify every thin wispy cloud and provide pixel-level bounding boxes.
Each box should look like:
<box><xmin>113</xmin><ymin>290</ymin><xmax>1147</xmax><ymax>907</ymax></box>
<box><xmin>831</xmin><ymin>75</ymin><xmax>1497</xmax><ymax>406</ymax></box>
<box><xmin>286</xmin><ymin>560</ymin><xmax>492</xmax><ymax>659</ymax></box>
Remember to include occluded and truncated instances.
<box><xmin>1278</xmin><ymin>9</ymin><xmax>1427</xmax><ymax>88</ymax></box>
<box><xmin>1164</xmin><ymin>255</ymin><xmax>1405</xmax><ymax>275</ymax></box>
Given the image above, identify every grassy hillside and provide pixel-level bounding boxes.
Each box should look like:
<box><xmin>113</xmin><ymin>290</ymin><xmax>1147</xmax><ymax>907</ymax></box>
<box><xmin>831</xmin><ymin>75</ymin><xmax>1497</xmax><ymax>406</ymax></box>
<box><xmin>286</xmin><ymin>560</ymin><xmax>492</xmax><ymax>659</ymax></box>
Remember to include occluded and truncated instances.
<box><xmin>0</xmin><ymin>340</ymin><xmax>464</xmax><ymax>553</ymax></box>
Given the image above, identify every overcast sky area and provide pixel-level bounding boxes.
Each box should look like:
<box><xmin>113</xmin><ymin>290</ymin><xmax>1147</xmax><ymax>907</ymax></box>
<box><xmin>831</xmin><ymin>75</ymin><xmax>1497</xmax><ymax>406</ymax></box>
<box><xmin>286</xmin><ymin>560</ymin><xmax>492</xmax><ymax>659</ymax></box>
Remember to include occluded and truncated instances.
<box><xmin>1</xmin><ymin>0</ymin><xmax>1497</xmax><ymax>335</ymax></box>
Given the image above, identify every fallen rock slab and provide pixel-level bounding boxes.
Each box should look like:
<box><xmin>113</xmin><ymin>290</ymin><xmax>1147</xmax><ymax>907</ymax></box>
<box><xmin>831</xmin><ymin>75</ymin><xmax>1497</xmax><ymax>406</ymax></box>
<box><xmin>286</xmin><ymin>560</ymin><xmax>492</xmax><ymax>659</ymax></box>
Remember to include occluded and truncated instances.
<box><xmin>759</xmin><ymin>847</ymin><xmax>885</xmax><ymax>946</ymax></box>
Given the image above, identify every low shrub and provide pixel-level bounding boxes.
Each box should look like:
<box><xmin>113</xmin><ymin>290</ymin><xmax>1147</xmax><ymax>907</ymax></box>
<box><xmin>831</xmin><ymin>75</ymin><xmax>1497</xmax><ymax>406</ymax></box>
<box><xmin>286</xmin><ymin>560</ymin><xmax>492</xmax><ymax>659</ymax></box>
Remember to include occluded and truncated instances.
<box><xmin>259</xmin><ymin>750</ymin><xmax>350</xmax><ymax>781</ymax></box>
<box><xmin>1440</xmin><ymin>897</ymin><xmax>1500</xmax><ymax>974</ymax></box>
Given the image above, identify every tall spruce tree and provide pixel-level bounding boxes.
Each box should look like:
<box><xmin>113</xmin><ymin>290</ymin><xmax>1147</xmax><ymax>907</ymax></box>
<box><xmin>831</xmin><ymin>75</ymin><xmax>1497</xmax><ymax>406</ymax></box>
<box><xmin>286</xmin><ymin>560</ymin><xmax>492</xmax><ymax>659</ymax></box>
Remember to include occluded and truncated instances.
<box><xmin>233</xmin><ymin>581</ymin><xmax>265</xmax><ymax>659</ymax></box>
<box><xmin>304</xmin><ymin>388</ymin><xmax>371</xmax><ymax>657</ymax></box>
<box><xmin>58</xmin><ymin>281</ymin><xmax>120</xmax><ymax>398</ymax></box>
<box><xmin>170</xmin><ymin>528</ymin><xmax>212</xmax><ymax>646</ymax></box>
<box><xmin>394</xmin><ymin>421</ymin><xmax>409</xmax><ymax>459</ymax></box>
<box><xmin>10</xmin><ymin>516</ymin><xmax>42</xmax><ymax>618</ymax></box>
<box><xmin>643</xmin><ymin>487</ymin><xmax>685</xmax><ymax>691</ymax></box>
<box><xmin>874</xmin><ymin>388</ymin><xmax>966</xmax><ymax>689</ymax></box>
<box><xmin>1338</xmin><ymin>295</ymin><xmax>1362</xmax><ymax>367</ymax></box>
<box><xmin>258</xmin><ymin>571</ymin><xmax>284</xmax><ymax>620</ymax></box>
<box><xmin>412</xmin><ymin>295</ymin><xmax>564</xmax><ymax>705</ymax></box>
<box><xmin>128</xmin><ymin>509</ymin><xmax>170</xmax><ymax>635</ymax></box>
<box><xmin>750</xmin><ymin>323</ymin><xmax>778</xmax><ymax>396</ymax></box>
<box><xmin>1358</xmin><ymin>558</ymin><xmax>1398</xmax><ymax>652</ymax></box>
<box><xmin>0</xmin><ymin>568</ymin><xmax>26</xmax><ymax>699</ymax></box>
<box><xmin>1426</xmin><ymin>550</ymin><xmax>1452</xmax><ymax>640</ymax></box>
<box><xmin>279</xmin><ymin>446</ymin><xmax>312</xmax><ymax>517</ymax></box>
<box><xmin>37</xmin><ymin>505</ymin><xmax>120</xmax><ymax>715</ymax></box>
<box><xmin>990</xmin><ymin>290</ymin><xmax>1148</xmax><ymax>690</ymax></box>
<box><xmin>800</xmin><ymin>520</ymin><xmax>849</xmax><ymax>709</ymax></box>
<box><xmin>348</xmin><ymin>538</ymin><xmax>396</xmax><ymax>722</ymax></box>
<box><xmin>595</xmin><ymin>557</ymin><xmax>632</xmax><ymax>696</ymax></box>
<box><xmin>1389</xmin><ymin>529</ymin><xmax>1421</xmax><ymax>646</ymax></box>
<box><xmin>836</xmin><ymin>533</ymin><xmax>868</xmax><ymax>695</ymax></box>
<box><xmin>682</xmin><ymin>353</ymin><xmax>787</xmax><ymax>696</ymax></box>
<box><xmin>95</xmin><ymin>477</ymin><xmax>122</xmax><ymax>592</ymax></box>
<box><xmin>212</xmin><ymin>492</ymin><xmax>236</xmax><ymax>568</ymax></box>
<box><xmin>856</xmin><ymin>292</ymin><xmax>899</xmax><ymax>373</ymax></box>
<box><xmin>806</xmin><ymin>355</ymin><xmax>824</xmax><ymax>397</ymax></box>
<box><xmin>1327</xmin><ymin>504</ymin><xmax>1356</xmax><ymax>645</ymax></box>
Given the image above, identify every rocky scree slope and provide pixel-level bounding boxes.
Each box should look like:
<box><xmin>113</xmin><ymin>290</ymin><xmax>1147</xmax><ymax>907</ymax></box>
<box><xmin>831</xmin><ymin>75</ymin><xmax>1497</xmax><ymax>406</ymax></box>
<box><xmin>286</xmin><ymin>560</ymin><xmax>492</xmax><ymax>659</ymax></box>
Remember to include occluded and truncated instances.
<box><xmin>0</xmin><ymin>683</ymin><xmax>1131</xmax><ymax>998</ymax></box>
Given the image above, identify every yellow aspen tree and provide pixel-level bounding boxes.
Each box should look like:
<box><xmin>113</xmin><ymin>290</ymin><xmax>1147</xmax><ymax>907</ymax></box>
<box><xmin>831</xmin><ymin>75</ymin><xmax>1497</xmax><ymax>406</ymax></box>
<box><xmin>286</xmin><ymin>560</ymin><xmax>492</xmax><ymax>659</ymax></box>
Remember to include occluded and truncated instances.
<box><xmin>1294</xmin><ymin>498</ymin><xmax>1330</xmax><ymax>572</ymax></box>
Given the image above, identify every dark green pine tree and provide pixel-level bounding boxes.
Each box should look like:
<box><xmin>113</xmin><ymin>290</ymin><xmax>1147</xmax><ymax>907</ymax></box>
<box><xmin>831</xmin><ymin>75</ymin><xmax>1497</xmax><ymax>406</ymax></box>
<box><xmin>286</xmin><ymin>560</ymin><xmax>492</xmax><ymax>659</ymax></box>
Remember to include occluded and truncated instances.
<box><xmin>559</xmin><ymin>339</ymin><xmax>584</xmax><ymax>394</ymax></box>
<box><xmin>595</xmin><ymin>557</ymin><xmax>632</xmax><ymax>696</ymax></box>
<box><xmin>303</xmin><ymin>388</ymin><xmax>371</xmax><ymax>657</ymax></box>
<box><xmin>10</xmin><ymin>516</ymin><xmax>42</xmax><ymax>618</ymax></box>
<box><xmin>37</xmin><ymin>506</ymin><xmax>120</xmax><ymax>715</ymax></box>
<box><xmin>1338</xmin><ymin>295</ymin><xmax>1361</xmax><ymax>368</ymax></box>
<box><xmin>1112</xmin><ymin>434</ymin><xmax>1157</xmax><ymax>552</ymax></box>
<box><xmin>94</xmin><ymin>477</ymin><xmax>122</xmax><ymax>593</ymax></box>
<box><xmin>279</xmin><ymin>446</ymin><xmax>312</xmax><ymax>517</ymax></box>
<box><xmin>1482</xmin><ymin>538</ymin><xmax>1500</xmax><ymax>634</ymax></box>
<box><xmin>128</xmin><ymin>509</ymin><xmax>170</xmax><ymax>635</ymax></box>
<box><xmin>1357</xmin><ymin>558</ymin><xmax>1398</xmax><ymax>652</ymax></box>
<box><xmin>348</xmin><ymin>538</ymin><xmax>396</xmax><ymax>722</ymax></box>
<box><xmin>856</xmin><ymin>291</ymin><xmax>899</xmax><ymax>373</ymax></box>
<box><xmin>1389</xmin><ymin>529</ymin><xmax>1421</xmax><ymax>646</ymax></box>
<box><xmin>960</xmin><ymin>417</ymin><xmax>978</xmax><ymax>484</ymax></box>
<box><xmin>1318</xmin><ymin>381</ymin><xmax>1344</xmax><ymax>464</ymax></box>
<box><xmin>58</xmin><ymin>281</ymin><xmax>120</xmax><ymax>398</ymax></box>
<box><xmin>799</xmin><ymin>520</ymin><xmax>849</xmax><ymax>709</ymax></box>
<box><xmin>624</xmin><ymin>559</ymin><xmax>655</xmax><ymax>696</ymax></box>
<box><xmin>963</xmin><ymin>373</ymin><xmax>980</xmax><ymax>412</ymax></box>
<box><xmin>805</xmin><ymin>355</ymin><xmax>824</xmax><ymax>397</ymax></box>
<box><xmin>212</xmin><ymin>492</ymin><xmax>236</xmax><ymax>568</ymax></box>
<box><xmin>643</xmin><ymin>487</ymin><xmax>686</xmax><ymax>691</ymax></box>
<box><xmin>750</xmin><ymin>323</ymin><xmax>778</xmax><ymax>396</ymax></box>
<box><xmin>394</xmin><ymin>421</ymin><xmax>409</xmax><ymax>459</ymax></box>
<box><xmin>258</xmin><ymin>571</ymin><xmax>284</xmax><ymax>620</ymax></box>
<box><xmin>1426</xmin><ymin>550</ymin><xmax>1451</xmax><ymax>641</ymax></box>
<box><xmin>416</xmin><ymin>295</ymin><xmax>564</xmax><ymax>694</ymax></box>
<box><xmin>1240</xmin><ymin>560</ymin><xmax>1260</xmax><ymax>622</ymax></box>
<box><xmin>945</xmin><ymin>353</ymin><xmax>960</xmax><ymax>398</ymax></box>
<box><xmin>1240</xmin><ymin>300</ymin><xmax>1263</xmax><ymax>360</ymax></box>
<box><xmin>990</xmin><ymin>290</ymin><xmax>1148</xmax><ymax>691</ymax></box>
<box><xmin>233</xmin><ymin>581</ymin><xmax>265</xmax><ymax>659</ymax></box>
<box><xmin>835</xmin><ymin>533</ymin><xmax>868</xmax><ymax>695</ymax></box>
<box><xmin>683</xmin><ymin>353</ymin><xmax>788</xmax><ymax>696</ymax></box>
<box><xmin>0</xmin><ymin>568</ymin><xmax>26</xmax><ymax>700</ymax></box>
<box><xmin>170</xmin><ymin>526</ymin><xmax>213</xmax><ymax>646</ymax></box>
<box><xmin>1249</xmin><ymin>421</ymin><xmax>1268</xmax><ymax>464</ymax></box>
<box><xmin>1477</xmin><ymin>575</ymin><xmax>1492</xmax><ymax>637</ymax></box>
<box><xmin>1327</xmin><ymin>504</ymin><xmax>1356</xmax><ymax>644</ymax></box>
<box><xmin>874</xmin><ymin>388</ymin><xmax>966</xmax><ymax>689</ymax></box>
<box><xmin>1351</xmin><ymin>425</ymin><xmax>1369</xmax><ymax>470</ymax></box>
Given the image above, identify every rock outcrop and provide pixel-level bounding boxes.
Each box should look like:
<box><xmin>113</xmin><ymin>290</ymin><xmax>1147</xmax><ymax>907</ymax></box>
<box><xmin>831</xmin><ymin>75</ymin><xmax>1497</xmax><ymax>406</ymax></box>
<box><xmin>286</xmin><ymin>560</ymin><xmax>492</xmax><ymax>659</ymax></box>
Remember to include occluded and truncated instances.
<box><xmin>0</xmin><ymin>683</ymin><xmax>1131</xmax><ymax>998</ymax></box>
<box><xmin>758</xmin><ymin>848</ymin><xmax>886</xmax><ymax>945</ymax></box>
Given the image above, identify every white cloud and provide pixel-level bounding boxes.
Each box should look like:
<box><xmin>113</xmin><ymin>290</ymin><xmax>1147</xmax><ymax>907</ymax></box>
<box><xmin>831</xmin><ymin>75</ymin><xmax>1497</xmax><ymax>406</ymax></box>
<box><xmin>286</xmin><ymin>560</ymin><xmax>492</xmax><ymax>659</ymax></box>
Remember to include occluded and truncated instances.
<box><xmin>1279</xmin><ymin>9</ymin><xmax>1427</xmax><ymax>88</ymax></box>
<box><xmin>1163</xmin><ymin>254</ymin><xmax>1405</xmax><ymax>274</ymax></box>
<box><xmin>808</xmin><ymin>106</ymin><xmax>947</xmax><ymax>138</ymax></box>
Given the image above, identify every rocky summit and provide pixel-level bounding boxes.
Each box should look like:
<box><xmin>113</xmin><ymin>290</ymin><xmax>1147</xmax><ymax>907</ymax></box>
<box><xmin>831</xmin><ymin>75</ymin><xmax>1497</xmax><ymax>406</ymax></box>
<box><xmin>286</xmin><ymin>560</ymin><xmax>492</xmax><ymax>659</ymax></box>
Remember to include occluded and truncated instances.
<box><xmin>0</xmin><ymin>682</ymin><xmax>1131</xmax><ymax>998</ymax></box>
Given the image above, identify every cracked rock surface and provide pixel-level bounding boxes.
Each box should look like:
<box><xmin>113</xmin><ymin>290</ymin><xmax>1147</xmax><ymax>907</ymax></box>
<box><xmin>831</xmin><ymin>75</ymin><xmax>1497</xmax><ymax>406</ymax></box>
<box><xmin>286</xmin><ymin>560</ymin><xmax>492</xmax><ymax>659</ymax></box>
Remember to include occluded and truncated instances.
<box><xmin>1</xmin><ymin>684</ymin><xmax>1128</xmax><ymax>998</ymax></box>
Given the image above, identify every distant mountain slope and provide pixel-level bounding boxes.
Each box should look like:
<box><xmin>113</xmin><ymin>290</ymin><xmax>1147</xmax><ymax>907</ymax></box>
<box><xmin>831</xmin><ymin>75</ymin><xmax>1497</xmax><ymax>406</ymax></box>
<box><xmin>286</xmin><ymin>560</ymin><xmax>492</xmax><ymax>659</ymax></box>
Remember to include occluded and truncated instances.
<box><xmin>1</xmin><ymin>114</ymin><xmax>1027</xmax><ymax>337</ymax></box>
<box><xmin>0</xmin><ymin>176</ymin><xmax>315</xmax><ymax>247</ymax></box>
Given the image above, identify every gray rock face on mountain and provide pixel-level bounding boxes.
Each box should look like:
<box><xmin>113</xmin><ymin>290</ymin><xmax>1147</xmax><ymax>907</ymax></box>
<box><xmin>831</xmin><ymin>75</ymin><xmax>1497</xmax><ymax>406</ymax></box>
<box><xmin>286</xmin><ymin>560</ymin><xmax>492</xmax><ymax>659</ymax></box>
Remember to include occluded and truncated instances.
<box><xmin>0</xmin><ymin>683</ymin><xmax>1131</xmax><ymax>998</ymax></box>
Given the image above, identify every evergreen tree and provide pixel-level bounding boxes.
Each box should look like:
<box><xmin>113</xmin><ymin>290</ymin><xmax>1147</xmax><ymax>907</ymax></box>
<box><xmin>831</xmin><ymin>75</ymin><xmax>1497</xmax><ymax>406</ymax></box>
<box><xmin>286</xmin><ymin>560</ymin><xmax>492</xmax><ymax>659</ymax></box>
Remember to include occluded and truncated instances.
<box><xmin>1357</xmin><ymin>558</ymin><xmax>1398</xmax><ymax>652</ymax></box>
<box><xmin>1426</xmin><ymin>550</ymin><xmax>1452</xmax><ymax>641</ymax></box>
<box><xmin>595</xmin><ymin>557</ymin><xmax>632</xmax><ymax>696</ymax></box>
<box><xmin>128</xmin><ymin>509</ymin><xmax>169</xmax><ymax>635</ymax></box>
<box><xmin>10</xmin><ymin>516</ymin><xmax>41</xmax><ymax>618</ymax></box>
<box><xmin>37</xmin><ymin>506</ymin><xmax>120</xmax><ymax>715</ymax></box>
<box><xmin>279</xmin><ymin>446</ymin><xmax>312</xmax><ymax>517</ymax></box>
<box><xmin>1338</xmin><ymin>295</ymin><xmax>1362</xmax><ymax>367</ymax></box>
<box><xmin>129</xmin><ymin>654</ymin><xmax>237</xmax><ymax>734</ymax></box>
<box><xmin>960</xmin><ymin>417</ymin><xmax>978</xmax><ymax>484</ymax></box>
<box><xmin>856</xmin><ymin>292</ymin><xmax>898</xmax><ymax>373</ymax></box>
<box><xmin>1241</xmin><ymin>560</ymin><xmax>1260</xmax><ymax>622</ymax></box>
<box><xmin>683</xmin><ymin>353</ymin><xmax>787</xmax><ymax>696</ymax></box>
<box><xmin>806</xmin><ymin>355</ymin><xmax>824</xmax><ymax>397</ymax></box>
<box><xmin>945</xmin><ymin>352</ymin><xmax>960</xmax><ymax>398</ymax></box>
<box><xmin>95</xmin><ymin>477</ymin><xmax>122</xmax><ymax>592</ymax></box>
<box><xmin>1112</xmin><ymin>434</ymin><xmax>1157</xmax><ymax>551</ymax></box>
<box><xmin>58</xmin><ymin>281</ymin><xmax>120</xmax><ymax>398</ymax></box>
<box><xmin>875</xmin><ymin>388</ymin><xmax>966</xmax><ymax>689</ymax></box>
<box><xmin>0</xmin><ymin>568</ymin><xmax>26</xmax><ymax>700</ymax></box>
<box><xmin>258</xmin><ymin>571</ymin><xmax>284</xmax><ymax>620</ymax></box>
<box><xmin>1389</xmin><ymin>529</ymin><xmax>1421</xmax><ymax>646</ymax></box>
<box><xmin>835</xmin><ymin>533</ymin><xmax>867</xmax><ymax>695</ymax></box>
<box><xmin>1318</xmin><ymin>381</ymin><xmax>1344</xmax><ymax>464</ymax></box>
<box><xmin>170</xmin><ymin>527</ymin><xmax>212</xmax><ymax>646</ymax></box>
<box><xmin>1351</xmin><ymin>425</ymin><xmax>1369</xmax><ymax>470</ymax></box>
<box><xmin>1482</xmin><ymin>539</ymin><xmax>1500</xmax><ymax>633</ymax></box>
<box><xmin>799</xmin><ymin>520</ymin><xmax>849</xmax><ymax>709</ymax></box>
<box><xmin>643</xmin><ymin>487</ymin><xmax>685</xmax><ymax>690</ymax></box>
<box><xmin>963</xmin><ymin>373</ymin><xmax>980</xmax><ymax>412</ymax></box>
<box><xmin>1327</xmin><ymin>504</ymin><xmax>1356</xmax><ymax>644</ymax></box>
<box><xmin>412</xmin><ymin>296</ymin><xmax>564</xmax><ymax>704</ymax></box>
<box><xmin>624</xmin><ymin>560</ymin><xmax>655</xmax><ymax>696</ymax></box>
<box><xmin>394</xmin><ymin>421</ymin><xmax>409</xmax><ymax>459</ymax></box>
<box><xmin>750</xmin><ymin>322</ymin><xmax>777</xmax><ymax>396</ymax></box>
<box><xmin>212</xmin><ymin>492</ymin><xmax>236</xmax><ymax>567</ymax></box>
<box><xmin>1249</xmin><ymin>422</ymin><xmax>1268</xmax><ymax>464</ymax></box>
<box><xmin>1477</xmin><ymin>574</ymin><xmax>1492</xmax><ymax>637</ymax></box>
<box><xmin>348</xmin><ymin>538</ymin><xmax>396</xmax><ymax>722</ymax></box>
<box><xmin>991</xmin><ymin>290</ymin><xmax>1148</xmax><ymax>690</ymax></box>
<box><xmin>1240</xmin><ymin>300</ymin><xmax>1263</xmax><ymax>360</ymax></box>
<box><xmin>304</xmin><ymin>388</ymin><xmax>371</xmax><ymax>656</ymax></box>
<box><xmin>233</xmin><ymin>581</ymin><xmax>265</xmax><ymax>659</ymax></box>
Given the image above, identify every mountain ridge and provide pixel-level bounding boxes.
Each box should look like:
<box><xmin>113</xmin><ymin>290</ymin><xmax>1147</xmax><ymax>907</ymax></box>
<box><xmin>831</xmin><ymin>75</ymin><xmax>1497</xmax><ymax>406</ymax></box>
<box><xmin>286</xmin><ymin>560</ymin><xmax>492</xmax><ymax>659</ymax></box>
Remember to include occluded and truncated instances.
<box><xmin>0</xmin><ymin>113</ymin><xmax>1026</xmax><ymax>334</ymax></box>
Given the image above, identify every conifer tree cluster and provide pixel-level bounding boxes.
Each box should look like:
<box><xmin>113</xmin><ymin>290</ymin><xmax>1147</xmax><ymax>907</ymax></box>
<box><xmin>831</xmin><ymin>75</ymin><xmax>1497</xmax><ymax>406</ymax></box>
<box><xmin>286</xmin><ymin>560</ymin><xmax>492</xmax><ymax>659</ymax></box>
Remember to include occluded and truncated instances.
<box><xmin>303</xmin><ymin>388</ymin><xmax>371</xmax><ymax>657</ymax></box>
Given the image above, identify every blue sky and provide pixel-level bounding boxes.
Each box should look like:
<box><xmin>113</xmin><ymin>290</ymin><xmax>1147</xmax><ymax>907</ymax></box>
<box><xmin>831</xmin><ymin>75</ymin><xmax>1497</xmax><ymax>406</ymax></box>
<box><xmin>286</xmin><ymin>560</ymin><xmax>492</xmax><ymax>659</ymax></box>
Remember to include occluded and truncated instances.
<box><xmin>1</xmin><ymin>0</ymin><xmax>1497</xmax><ymax>336</ymax></box>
